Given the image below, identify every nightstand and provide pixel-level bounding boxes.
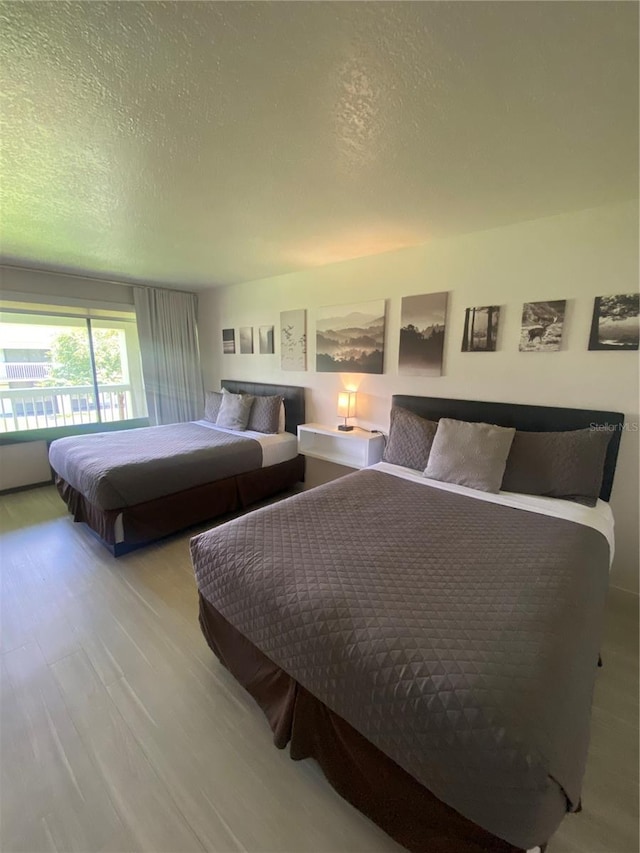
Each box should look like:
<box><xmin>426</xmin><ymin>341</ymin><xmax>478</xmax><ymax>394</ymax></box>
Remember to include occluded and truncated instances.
<box><xmin>297</xmin><ymin>423</ymin><xmax>385</xmax><ymax>470</ymax></box>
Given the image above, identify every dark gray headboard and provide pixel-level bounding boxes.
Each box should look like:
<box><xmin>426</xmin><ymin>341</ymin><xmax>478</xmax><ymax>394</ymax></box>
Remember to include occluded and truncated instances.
<box><xmin>392</xmin><ymin>395</ymin><xmax>624</xmax><ymax>502</ymax></box>
<box><xmin>222</xmin><ymin>380</ymin><xmax>305</xmax><ymax>435</ymax></box>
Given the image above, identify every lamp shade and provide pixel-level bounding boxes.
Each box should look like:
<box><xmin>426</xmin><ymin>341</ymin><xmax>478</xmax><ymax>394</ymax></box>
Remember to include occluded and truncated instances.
<box><xmin>337</xmin><ymin>391</ymin><xmax>357</xmax><ymax>418</ymax></box>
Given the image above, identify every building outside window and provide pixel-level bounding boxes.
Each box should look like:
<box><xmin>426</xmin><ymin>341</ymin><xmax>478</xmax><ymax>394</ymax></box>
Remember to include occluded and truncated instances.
<box><xmin>0</xmin><ymin>308</ymin><xmax>147</xmax><ymax>433</ymax></box>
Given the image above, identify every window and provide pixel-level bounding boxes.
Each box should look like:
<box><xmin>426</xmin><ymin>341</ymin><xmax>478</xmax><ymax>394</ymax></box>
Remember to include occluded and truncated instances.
<box><xmin>0</xmin><ymin>306</ymin><xmax>147</xmax><ymax>433</ymax></box>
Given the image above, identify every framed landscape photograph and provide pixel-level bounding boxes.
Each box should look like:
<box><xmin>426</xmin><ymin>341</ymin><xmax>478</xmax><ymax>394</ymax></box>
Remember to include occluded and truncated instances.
<box><xmin>280</xmin><ymin>309</ymin><xmax>307</xmax><ymax>370</ymax></box>
<box><xmin>316</xmin><ymin>300</ymin><xmax>386</xmax><ymax>373</ymax></box>
<box><xmin>588</xmin><ymin>293</ymin><xmax>639</xmax><ymax>351</ymax></box>
<box><xmin>259</xmin><ymin>325</ymin><xmax>275</xmax><ymax>354</ymax></box>
<box><xmin>222</xmin><ymin>328</ymin><xmax>236</xmax><ymax>354</ymax></box>
<box><xmin>461</xmin><ymin>306</ymin><xmax>500</xmax><ymax>352</ymax></box>
<box><xmin>519</xmin><ymin>300</ymin><xmax>566</xmax><ymax>352</ymax></box>
<box><xmin>239</xmin><ymin>326</ymin><xmax>254</xmax><ymax>354</ymax></box>
<box><xmin>399</xmin><ymin>292</ymin><xmax>448</xmax><ymax>375</ymax></box>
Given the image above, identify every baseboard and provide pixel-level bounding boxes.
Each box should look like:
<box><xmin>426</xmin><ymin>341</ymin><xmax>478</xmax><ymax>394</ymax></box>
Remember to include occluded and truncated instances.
<box><xmin>609</xmin><ymin>583</ymin><xmax>640</xmax><ymax>598</ymax></box>
<box><xmin>0</xmin><ymin>479</ymin><xmax>54</xmax><ymax>496</ymax></box>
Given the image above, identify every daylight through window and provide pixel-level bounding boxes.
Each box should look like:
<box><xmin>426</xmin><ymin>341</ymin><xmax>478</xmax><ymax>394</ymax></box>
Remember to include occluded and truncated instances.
<box><xmin>0</xmin><ymin>309</ymin><xmax>147</xmax><ymax>433</ymax></box>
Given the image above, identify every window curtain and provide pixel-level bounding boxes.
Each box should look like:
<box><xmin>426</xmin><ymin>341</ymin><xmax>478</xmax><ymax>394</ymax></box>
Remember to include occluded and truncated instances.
<box><xmin>133</xmin><ymin>286</ymin><xmax>203</xmax><ymax>425</ymax></box>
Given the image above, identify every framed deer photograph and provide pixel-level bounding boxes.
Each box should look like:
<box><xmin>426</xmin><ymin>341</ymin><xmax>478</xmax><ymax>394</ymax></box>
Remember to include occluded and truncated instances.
<box><xmin>519</xmin><ymin>300</ymin><xmax>566</xmax><ymax>352</ymax></box>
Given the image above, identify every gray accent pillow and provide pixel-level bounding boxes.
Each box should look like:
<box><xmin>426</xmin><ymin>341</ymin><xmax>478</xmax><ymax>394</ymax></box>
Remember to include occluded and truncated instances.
<box><xmin>216</xmin><ymin>389</ymin><xmax>255</xmax><ymax>431</ymax></box>
<box><xmin>248</xmin><ymin>394</ymin><xmax>283</xmax><ymax>434</ymax></box>
<box><xmin>204</xmin><ymin>391</ymin><xmax>223</xmax><ymax>423</ymax></box>
<box><xmin>425</xmin><ymin>418</ymin><xmax>516</xmax><ymax>493</ymax></box>
<box><xmin>501</xmin><ymin>428</ymin><xmax>612</xmax><ymax>506</ymax></box>
<box><xmin>383</xmin><ymin>406</ymin><xmax>438</xmax><ymax>471</ymax></box>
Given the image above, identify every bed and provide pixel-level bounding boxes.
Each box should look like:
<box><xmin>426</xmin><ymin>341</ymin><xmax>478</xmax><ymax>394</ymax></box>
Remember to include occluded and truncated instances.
<box><xmin>49</xmin><ymin>380</ymin><xmax>306</xmax><ymax>555</ymax></box>
<box><xmin>189</xmin><ymin>395</ymin><xmax>624</xmax><ymax>853</ymax></box>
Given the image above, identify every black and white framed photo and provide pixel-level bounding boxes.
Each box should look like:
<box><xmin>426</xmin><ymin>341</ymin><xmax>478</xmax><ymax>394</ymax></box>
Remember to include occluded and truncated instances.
<box><xmin>519</xmin><ymin>300</ymin><xmax>566</xmax><ymax>352</ymax></box>
<box><xmin>259</xmin><ymin>325</ymin><xmax>275</xmax><ymax>354</ymax></box>
<box><xmin>316</xmin><ymin>300</ymin><xmax>386</xmax><ymax>373</ymax></box>
<box><xmin>280</xmin><ymin>309</ymin><xmax>307</xmax><ymax>370</ymax></box>
<box><xmin>588</xmin><ymin>293</ymin><xmax>639</xmax><ymax>351</ymax></box>
<box><xmin>461</xmin><ymin>306</ymin><xmax>500</xmax><ymax>352</ymax></box>
<box><xmin>239</xmin><ymin>326</ymin><xmax>254</xmax><ymax>354</ymax></box>
<box><xmin>222</xmin><ymin>328</ymin><xmax>236</xmax><ymax>354</ymax></box>
<box><xmin>398</xmin><ymin>292</ymin><xmax>448</xmax><ymax>376</ymax></box>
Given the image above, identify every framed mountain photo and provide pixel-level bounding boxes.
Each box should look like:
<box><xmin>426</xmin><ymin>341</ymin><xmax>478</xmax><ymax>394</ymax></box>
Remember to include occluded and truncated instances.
<box><xmin>399</xmin><ymin>292</ymin><xmax>448</xmax><ymax>375</ymax></box>
<box><xmin>316</xmin><ymin>300</ymin><xmax>386</xmax><ymax>373</ymax></box>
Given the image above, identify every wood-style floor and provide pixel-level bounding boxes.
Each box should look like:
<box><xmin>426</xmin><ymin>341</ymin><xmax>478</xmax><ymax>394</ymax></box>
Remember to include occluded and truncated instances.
<box><xmin>1</xmin><ymin>486</ymin><xmax>638</xmax><ymax>853</ymax></box>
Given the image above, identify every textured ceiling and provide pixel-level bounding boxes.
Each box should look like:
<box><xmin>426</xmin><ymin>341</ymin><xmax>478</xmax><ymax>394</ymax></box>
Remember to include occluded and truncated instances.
<box><xmin>1</xmin><ymin>1</ymin><xmax>638</xmax><ymax>289</ymax></box>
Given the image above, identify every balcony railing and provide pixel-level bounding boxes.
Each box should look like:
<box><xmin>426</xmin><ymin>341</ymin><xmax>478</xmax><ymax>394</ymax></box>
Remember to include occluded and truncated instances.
<box><xmin>0</xmin><ymin>362</ymin><xmax>53</xmax><ymax>381</ymax></box>
<box><xmin>0</xmin><ymin>384</ymin><xmax>134</xmax><ymax>433</ymax></box>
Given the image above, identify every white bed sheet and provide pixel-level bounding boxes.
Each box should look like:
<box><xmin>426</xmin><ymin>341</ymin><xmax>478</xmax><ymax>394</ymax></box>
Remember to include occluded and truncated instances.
<box><xmin>371</xmin><ymin>461</ymin><xmax>615</xmax><ymax>566</ymax></box>
<box><xmin>193</xmin><ymin>420</ymin><xmax>298</xmax><ymax>467</ymax></box>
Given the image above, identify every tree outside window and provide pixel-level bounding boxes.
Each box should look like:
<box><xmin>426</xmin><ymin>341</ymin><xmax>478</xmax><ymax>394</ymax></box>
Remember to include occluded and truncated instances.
<box><xmin>45</xmin><ymin>328</ymin><xmax>124</xmax><ymax>387</ymax></box>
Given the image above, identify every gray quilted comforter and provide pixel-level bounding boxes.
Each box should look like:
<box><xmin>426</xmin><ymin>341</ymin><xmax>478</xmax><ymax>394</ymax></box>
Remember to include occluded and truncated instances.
<box><xmin>49</xmin><ymin>423</ymin><xmax>262</xmax><ymax>510</ymax></box>
<box><xmin>191</xmin><ymin>469</ymin><xmax>611</xmax><ymax>849</ymax></box>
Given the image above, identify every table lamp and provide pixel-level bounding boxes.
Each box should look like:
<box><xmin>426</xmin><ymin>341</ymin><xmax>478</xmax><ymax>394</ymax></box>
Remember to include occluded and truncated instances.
<box><xmin>337</xmin><ymin>391</ymin><xmax>357</xmax><ymax>431</ymax></box>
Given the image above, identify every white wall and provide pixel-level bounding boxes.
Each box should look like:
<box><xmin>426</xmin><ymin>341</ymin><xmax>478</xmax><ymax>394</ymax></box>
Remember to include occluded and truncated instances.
<box><xmin>198</xmin><ymin>201</ymin><xmax>640</xmax><ymax>594</ymax></box>
<box><xmin>0</xmin><ymin>441</ymin><xmax>51</xmax><ymax>490</ymax></box>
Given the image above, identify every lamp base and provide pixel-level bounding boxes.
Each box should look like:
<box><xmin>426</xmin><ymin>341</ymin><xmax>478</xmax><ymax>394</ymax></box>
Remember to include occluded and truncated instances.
<box><xmin>338</xmin><ymin>424</ymin><xmax>354</xmax><ymax>431</ymax></box>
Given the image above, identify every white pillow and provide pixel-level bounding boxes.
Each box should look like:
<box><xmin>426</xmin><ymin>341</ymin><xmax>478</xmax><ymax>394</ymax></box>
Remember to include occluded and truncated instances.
<box><xmin>216</xmin><ymin>389</ymin><xmax>255</xmax><ymax>431</ymax></box>
<box><xmin>424</xmin><ymin>418</ymin><xmax>516</xmax><ymax>493</ymax></box>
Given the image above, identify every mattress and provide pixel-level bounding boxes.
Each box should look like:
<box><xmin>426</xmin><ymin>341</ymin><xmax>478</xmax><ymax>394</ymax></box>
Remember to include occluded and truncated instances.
<box><xmin>193</xmin><ymin>421</ymin><xmax>298</xmax><ymax>467</ymax></box>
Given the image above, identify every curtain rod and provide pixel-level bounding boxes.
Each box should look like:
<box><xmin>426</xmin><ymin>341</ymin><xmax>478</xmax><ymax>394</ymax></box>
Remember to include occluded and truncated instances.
<box><xmin>0</xmin><ymin>263</ymin><xmax>200</xmax><ymax>295</ymax></box>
